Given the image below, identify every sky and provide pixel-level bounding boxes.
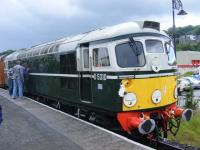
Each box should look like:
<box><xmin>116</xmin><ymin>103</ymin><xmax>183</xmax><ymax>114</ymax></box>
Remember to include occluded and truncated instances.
<box><xmin>0</xmin><ymin>0</ymin><xmax>200</xmax><ymax>51</ymax></box>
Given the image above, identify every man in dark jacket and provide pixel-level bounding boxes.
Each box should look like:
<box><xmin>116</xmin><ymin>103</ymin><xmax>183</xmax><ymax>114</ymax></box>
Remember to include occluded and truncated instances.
<box><xmin>7</xmin><ymin>66</ymin><xmax>14</xmax><ymax>96</ymax></box>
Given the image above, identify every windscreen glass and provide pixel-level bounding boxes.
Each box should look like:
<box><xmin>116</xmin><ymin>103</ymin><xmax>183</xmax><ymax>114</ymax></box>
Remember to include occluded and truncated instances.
<box><xmin>165</xmin><ymin>42</ymin><xmax>176</xmax><ymax>65</ymax></box>
<box><xmin>115</xmin><ymin>41</ymin><xmax>145</xmax><ymax>67</ymax></box>
<box><xmin>145</xmin><ymin>40</ymin><xmax>164</xmax><ymax>53</ymax></box>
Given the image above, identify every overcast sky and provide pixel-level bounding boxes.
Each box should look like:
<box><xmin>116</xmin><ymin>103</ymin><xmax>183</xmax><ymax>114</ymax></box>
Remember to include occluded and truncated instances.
<box><xmin>0</xmin><ymin>0</ymin><xmax>200</xmax><ymax>51</ymax></box>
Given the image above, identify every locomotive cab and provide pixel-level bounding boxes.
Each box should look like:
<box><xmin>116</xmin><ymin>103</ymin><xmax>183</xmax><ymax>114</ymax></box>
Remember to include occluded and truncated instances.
<box><xmin>112</xmin><ymin>34</ymin><xmax>192</xmax><ymax>136</ymax></box>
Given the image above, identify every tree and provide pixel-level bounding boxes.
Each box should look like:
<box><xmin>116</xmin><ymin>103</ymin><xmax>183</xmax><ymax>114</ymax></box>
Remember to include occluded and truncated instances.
<box><xmin>166</xmin><ymin>25</ymin><xmax>200</xmax><ymax>38</ymax></box>
<box><xmin>192</xmin><ymin>25</ymin><xmax>200</xmax><ymax>35</ymax></box>
<box><xmin>0</xmin><ymin>50</ymin><xmax>15</xmax><ymax>56</ymax></box>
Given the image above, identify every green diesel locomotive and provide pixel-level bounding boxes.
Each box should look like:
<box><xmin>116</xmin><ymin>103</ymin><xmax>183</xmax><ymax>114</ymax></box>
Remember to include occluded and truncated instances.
<box><xmin>4</xmin><ymin>21</ymin><xmax>192</xmax><ymax>138</ymax></box>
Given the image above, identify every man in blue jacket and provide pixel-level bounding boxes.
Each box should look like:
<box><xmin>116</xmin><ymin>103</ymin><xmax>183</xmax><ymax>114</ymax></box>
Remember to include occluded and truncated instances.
<box><xmin>12</xmin><ymin>60</ymin><xmax>25</xmax><ymax>99</ymax></box>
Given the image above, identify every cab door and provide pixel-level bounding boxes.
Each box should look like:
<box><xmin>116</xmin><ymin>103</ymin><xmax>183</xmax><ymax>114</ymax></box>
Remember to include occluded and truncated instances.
<box><xmin>77</xmin><ymin>44</ymin><xmax>93</xmax><ymax>103</ymax></box>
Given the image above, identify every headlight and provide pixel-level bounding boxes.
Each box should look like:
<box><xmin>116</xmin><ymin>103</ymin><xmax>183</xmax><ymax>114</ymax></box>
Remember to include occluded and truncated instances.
<box><xmin>123</xmin><ymin>93</ymin><xmax>137</xmax><ymax>107</ymax></box>
<box><xmin>152</xmin><ymin>90</ymin><xmax>162</xmax><ymax>104</ymax></box>
<box><xmin>174</xmin><ymin>87</ymin><xmax>178</xmax><ymax>99</ymax></box>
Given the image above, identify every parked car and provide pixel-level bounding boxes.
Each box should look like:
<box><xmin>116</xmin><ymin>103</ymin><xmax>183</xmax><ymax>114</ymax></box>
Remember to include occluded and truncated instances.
<box><xmin>193</xmin><ymin>66</ymin><xmax>200</xmax><ymax>76</ymax></box>
<box><xmin>178</xmin><ymin>76</ymin><xmax>200</xmax><ymax>92</ymax></box>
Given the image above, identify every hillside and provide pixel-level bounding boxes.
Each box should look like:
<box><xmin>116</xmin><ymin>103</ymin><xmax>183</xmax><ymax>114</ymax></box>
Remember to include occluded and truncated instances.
<box><xmin>166</xmin><ymin>25</ymin><xmax>200</xmax><ymax>51</ymax></box>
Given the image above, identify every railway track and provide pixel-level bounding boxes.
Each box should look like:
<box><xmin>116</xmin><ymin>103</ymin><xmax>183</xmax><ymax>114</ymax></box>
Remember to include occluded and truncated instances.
<box><xmin>153</xmin><ymin>139</ymin><xmax>199</xmax><ymax>150</ymax></box>
<box><xmin>123</xmin><ymin>134</ymin><xmax>198</xmax><ymax>150</ymax></box>
<box><xmin>153</xmin><ymin>140</ymin><xmax>183</xmax><ymax>150</ymax></box>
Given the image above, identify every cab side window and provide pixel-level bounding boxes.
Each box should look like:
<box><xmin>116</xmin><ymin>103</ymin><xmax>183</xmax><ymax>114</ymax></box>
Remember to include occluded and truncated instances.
<box><xmin>93</xmin><ymin>47</ymin><xmax>110</xmax><ymax>67</ymax></box>
<box><xmin>83</xmin><ymin>49</ymin><xmax>89</xmax><ymax>68</ymax></box>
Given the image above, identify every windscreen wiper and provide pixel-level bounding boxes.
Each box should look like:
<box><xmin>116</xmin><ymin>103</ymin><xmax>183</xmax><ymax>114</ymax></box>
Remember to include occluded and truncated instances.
<box><xmin>128</xmin><ymin>37</ymin><xmax>141</xmax><ymax>56</ymax></box>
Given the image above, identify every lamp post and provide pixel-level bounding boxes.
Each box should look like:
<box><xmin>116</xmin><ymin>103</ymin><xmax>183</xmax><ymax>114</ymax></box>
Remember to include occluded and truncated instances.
<box><xmin>172</xmin><ymin>0</ymin><xmax>187</xmax><ymax>53</ymax></box>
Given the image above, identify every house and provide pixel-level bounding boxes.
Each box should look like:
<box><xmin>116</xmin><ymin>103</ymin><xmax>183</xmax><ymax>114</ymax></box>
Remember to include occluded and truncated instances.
<box><xmin>178</xmin><ymin>35</ymin><xmax>200</xmax><ymax>44</ymax></box>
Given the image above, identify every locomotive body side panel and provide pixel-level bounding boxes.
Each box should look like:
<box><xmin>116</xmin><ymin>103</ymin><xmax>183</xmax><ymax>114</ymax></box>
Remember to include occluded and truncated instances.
<box><xmin>91</xmin><ymin>72</ymin><xmax>122</xmax><ymax>112</ymax></box>
<box><xmin>26</xmin><ymin>53</ymin><xmax>80</xmax><ymax>104</ymax></box>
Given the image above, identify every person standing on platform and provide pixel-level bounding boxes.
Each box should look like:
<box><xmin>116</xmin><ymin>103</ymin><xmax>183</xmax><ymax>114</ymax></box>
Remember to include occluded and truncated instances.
<box><xmin>7</xmin><ymin>66</ymin><xmax>14</xmax><ymax>96</ymax></box>
<box><xmin>12</xmin><ymin>60</ymin><xmax>25</xmax><ymax>99</ymax></box>
<box><xmin>0</xmin><ymin>105</ymin><xmax>2</xmax><ymax>124</ymax></box>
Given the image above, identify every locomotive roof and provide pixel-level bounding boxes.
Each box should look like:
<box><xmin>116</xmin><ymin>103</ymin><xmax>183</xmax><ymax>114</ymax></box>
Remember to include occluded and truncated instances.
<box><xmin>5</xmin><ymin>21</ymin><xmax>168</xmax><ymax>61</ymax></box>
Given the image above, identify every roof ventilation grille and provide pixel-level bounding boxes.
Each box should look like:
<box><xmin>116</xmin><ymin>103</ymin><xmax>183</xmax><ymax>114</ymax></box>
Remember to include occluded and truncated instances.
<box><xmin>143</xmin><ymin>21</ymin><xmax>160</xmax><ymax>31</ymax></box>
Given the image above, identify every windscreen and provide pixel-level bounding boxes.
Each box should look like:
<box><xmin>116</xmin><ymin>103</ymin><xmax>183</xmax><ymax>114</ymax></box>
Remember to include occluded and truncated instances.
<box><xmin>145</xmin><ymin>40</ymin><xmax>164</xmax><ymax>53</ymax></box>
<box><xmin>165</xmin><ymin>42</ymin><xmax>176</xmax><ymax>66</ymax></box>
<box><xmin>115</xmin><ymin>41</ymin><xmax>145</xmax><ymax>67</ymax></box>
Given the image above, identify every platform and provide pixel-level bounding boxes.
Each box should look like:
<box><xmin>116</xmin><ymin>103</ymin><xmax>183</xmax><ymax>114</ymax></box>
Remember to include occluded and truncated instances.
<box><xmin>0</xmin><ymin>89</ymin><xmax>152</xmax><ymax>150</ymax></box>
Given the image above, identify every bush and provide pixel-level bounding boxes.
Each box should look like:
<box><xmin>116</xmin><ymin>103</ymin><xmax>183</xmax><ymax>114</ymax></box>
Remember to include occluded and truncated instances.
<box><xmin>184</xmin><ymin>85</ymin><xmax>199</xmax><ymax>110</ymax></box>
<box><xmin>176</xmin><ymin>43</ymin><xmax>200</xmax><ymax>51</ymax></box>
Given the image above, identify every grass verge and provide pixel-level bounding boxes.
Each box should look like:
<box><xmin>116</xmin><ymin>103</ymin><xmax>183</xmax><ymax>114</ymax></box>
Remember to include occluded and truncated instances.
<box><xmin>169</xmin><ymin>110</ymin><xmax>200</xmax><ymax>148</ymax></box>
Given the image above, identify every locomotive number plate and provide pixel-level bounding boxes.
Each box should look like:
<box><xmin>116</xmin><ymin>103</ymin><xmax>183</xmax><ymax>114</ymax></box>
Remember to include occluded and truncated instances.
<box><xmin>93</xmin><ymin>73</ymin><xmax>107</xmax><ymax>80</ymax></box>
